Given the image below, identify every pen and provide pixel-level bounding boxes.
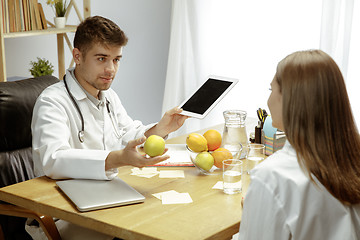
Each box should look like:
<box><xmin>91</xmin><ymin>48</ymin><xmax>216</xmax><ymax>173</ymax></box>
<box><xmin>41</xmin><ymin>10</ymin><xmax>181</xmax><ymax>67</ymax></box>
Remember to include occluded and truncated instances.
<box><xmin>257</xmin><ymin>108</ymin><xmax>262</xmax><ymax>123</ymax></box>
<box><xmin>261</xmin><ymin>109</ymin><xmax>268</xmax><ymax>128</ymax></box>
<box><xmin>257</xmin><ymin>108</ymin><xmax>268</xmax><ymax>128</ymax></box>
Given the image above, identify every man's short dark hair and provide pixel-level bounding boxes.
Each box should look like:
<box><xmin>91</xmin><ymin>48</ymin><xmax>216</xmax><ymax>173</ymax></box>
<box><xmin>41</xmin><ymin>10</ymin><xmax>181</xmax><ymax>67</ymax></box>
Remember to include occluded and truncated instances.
<box><xmin>74</xmin><ymin>16</ymin><xmax>128</xmax><ymax>56</ymax></box>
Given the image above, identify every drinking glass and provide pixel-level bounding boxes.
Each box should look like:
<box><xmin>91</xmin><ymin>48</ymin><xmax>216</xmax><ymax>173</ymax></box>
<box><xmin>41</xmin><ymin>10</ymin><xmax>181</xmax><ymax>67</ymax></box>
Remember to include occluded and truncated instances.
<box><xmin>223</xmin><ymin>159</ymin><xmax>243</xmax><ymax>194</ymax></box>
<box><xmin>244</xmin><ymin>144</ymin><xmax>265</xmax><ymax>174</ymax></box>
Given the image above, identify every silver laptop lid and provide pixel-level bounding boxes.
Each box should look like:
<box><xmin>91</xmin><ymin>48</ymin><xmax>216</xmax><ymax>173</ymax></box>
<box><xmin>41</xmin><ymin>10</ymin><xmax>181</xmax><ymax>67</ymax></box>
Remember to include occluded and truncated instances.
<box><xmin>56</xmin><ymin>178</ymin><xmax>145</xmax><ymax>212</ymax></box>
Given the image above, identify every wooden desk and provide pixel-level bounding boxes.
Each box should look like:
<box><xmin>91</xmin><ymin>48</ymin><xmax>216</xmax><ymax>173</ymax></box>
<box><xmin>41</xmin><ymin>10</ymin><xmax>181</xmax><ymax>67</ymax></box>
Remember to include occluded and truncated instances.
<box><xmin>0</xmin><ymin>122</ymin><xmax>257</xmax><ymax>239</ymax></box>
<box><xmin>0</xmin><ymin>166</ymin><xmax>250</xmax><ymax>239</ymax></box>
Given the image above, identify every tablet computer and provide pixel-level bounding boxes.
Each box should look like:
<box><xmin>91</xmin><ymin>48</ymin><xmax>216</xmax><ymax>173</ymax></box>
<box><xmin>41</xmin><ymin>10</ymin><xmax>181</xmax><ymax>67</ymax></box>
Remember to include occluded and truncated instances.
<box><xmin>179</xmin><ymin>75</ymin><xmax>238</xmax><ymax>119</ymax></box>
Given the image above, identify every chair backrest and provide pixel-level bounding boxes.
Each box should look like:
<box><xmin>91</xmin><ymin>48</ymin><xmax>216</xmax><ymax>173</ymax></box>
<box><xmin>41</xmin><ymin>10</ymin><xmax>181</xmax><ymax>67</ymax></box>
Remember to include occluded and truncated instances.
<box><xmin>0</xmin><ymin>76</ymin><xmax>59</xmax><ymax>188</ymax></box>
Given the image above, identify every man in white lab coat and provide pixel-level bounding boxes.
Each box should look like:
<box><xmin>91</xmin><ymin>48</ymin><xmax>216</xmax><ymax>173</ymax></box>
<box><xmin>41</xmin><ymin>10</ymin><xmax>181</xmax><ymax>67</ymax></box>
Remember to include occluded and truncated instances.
<box><xmin>28</xmin><ymin>16</ymin><xmax>188</xmax><ymax>240</ymax></box>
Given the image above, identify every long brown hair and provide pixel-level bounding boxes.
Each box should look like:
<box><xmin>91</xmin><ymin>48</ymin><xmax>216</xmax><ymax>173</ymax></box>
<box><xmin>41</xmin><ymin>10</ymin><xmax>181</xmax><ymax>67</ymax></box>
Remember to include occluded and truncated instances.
<box><xmin>275</xmin><ymin>49</ymin><xmax>360</xmax><ymax>205</ymax></box>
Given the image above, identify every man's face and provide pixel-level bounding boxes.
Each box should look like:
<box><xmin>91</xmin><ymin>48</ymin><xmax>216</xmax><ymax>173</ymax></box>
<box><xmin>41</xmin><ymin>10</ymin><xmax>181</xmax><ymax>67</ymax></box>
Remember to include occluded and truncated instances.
<box><xmin>73</xmin><ymin>43</ymin><xmax>123</xmax><ymax>98</ymax></box>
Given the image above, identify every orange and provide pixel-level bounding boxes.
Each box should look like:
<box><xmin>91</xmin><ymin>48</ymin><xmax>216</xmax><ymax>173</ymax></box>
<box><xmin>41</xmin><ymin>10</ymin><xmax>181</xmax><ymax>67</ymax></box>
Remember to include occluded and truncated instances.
<box><xmin>211</xmin><ymin>148</ymin><xmax>233</xmax><ymax>168</ymax></box>
<box><xmin>203</xmin><ymin>129</ymin><xmax>222</xmax><ymax>151</ymax></box>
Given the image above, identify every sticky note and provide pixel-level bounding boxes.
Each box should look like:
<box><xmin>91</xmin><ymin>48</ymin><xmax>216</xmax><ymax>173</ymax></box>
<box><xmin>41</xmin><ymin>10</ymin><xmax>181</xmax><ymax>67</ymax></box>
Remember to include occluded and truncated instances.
<box><xmin>152</xmin><ymin>190</ymin><xmax>178</xmax><ymax>200</ymax></box>
<box><xmin>152</xmin><ymin>190</ymin><xmax>193</xmax><ymax>204</ymax></box>
<box><xmin>131</xmin><ymin>167</ymin><xmax>159</xmax><ymax>178</ymax></box>
<box><xmin>161</xmin><ymin>192</ymin><xmax>193</xmax><ymax>204</ymax></box>
<box><xmin>212</xmin><ymin>181</ymin><xmax>224</xmax><ymax>190</ymax></box>
<box><xmin>159</xmin><ymin>170</ymin><xmax>185</xmax><ymax>178</ymax></box>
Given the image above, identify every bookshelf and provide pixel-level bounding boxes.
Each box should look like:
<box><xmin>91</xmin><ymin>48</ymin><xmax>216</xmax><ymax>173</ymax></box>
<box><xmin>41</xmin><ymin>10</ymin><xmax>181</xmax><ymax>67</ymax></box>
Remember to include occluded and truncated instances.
<box><xmin>0</xmin><ymin>0</ymin><xmax>91</xmax><ymax>81</ymax></box>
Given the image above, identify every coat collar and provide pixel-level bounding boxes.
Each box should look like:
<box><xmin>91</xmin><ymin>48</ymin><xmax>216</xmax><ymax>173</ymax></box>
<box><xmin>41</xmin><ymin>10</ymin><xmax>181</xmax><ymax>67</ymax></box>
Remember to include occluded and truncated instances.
<box><xmin>64</xmin><ymin>68</ymin><xmax>109</xmax><ymax>106</ymax></box>
<box><xmin>281</xmin><ymin>139</ymin><xmax>296</xmax><ymax>157</ymax></box>
<box><xmin>64</xmin><ymin>68</ymin><xmax>88</xmax><ymax>101</ymax></box>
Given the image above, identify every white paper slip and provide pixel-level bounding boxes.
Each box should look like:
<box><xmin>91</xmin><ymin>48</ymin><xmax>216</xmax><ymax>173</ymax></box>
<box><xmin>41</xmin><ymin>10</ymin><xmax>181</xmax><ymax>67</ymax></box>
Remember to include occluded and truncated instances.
<box><xmin>131</xmin><ymin>167</ymin><xmax>159</xmax><ymax>178</ymax></box>
<box><xmin>153</xmin><ymin>144</ymin><xmax>194</xmax><ymax>166</ymax></box>
<box><xmin>161</xmin><ymin>192</ymin><xmax>193</xmax><ymax>205</ymax></box>
<box><xmin>152</xmin><ymin>190</ymin><xmax>179</xmax><ymax>200</ymax></box>
<box><xmin>130</xmin><ymin>172</ymin><xmax>158</xmax><ymax>178</ymax></box>
<box><xmin>212</xmin><ymin>181</ymin><xmax>224</xmax><ymax>190</ymax></box>
<box><xmin>159</xmin><ymin>170</ymin><xmax>185</xmax><ymax>178</ymax></box>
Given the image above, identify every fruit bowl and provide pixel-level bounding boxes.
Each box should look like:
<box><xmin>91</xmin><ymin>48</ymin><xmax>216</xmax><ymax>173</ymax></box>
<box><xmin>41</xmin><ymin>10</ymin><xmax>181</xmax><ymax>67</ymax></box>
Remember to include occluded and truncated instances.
<box><xmin>186</xmin><ymin>144</ymin><xmax>243</xmax><ymax>175</ymax></box>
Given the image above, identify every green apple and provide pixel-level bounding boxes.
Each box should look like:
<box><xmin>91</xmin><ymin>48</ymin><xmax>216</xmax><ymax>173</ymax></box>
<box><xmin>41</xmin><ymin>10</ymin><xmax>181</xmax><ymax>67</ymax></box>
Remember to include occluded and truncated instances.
<box><xmin>195</xmin><ymin>152</ymin><xmax>214</xmax><ymax>171</ymax></box>
<box><xmin>144</xmin><ymin>135</ymin><xmax>165</xmax><ymax>157</ymax></box>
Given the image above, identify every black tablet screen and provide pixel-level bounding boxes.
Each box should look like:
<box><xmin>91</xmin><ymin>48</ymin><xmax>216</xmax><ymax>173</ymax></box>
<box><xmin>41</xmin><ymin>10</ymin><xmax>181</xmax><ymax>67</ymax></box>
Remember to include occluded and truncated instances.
<box><xmin>181</xmin><ymin>78</ymin><xmax>233</xmax><ymax>114</ymax></box>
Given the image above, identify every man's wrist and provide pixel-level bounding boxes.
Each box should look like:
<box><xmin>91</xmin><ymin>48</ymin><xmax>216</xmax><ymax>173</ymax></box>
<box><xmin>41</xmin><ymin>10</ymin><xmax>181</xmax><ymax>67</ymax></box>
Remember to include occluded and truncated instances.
<box><xmin>145</xmin><ymin>124</ymin><xmax>168</xmax><ymax>139</ymax></box>
<box><xmin>105</xmin><ymin>150</ymin><xmax>123</xmax><ymax>170</ymax></box>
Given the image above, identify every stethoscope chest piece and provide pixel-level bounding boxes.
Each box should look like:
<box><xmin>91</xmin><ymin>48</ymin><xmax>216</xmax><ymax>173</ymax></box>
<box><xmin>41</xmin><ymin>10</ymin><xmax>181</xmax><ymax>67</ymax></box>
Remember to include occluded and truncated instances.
<box><xmin>78</xmin><ymin>130</ymin><xmax>84</xmax><ymax>143</ymax></box>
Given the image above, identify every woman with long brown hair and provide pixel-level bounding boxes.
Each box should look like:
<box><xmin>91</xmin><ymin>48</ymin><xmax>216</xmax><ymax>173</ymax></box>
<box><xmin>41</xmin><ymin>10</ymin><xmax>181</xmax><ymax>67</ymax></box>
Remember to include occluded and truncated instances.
<box><xmin>238</xmin><ymin>50</ymin><xmax>360</xmax><ymax>239</ymax></box>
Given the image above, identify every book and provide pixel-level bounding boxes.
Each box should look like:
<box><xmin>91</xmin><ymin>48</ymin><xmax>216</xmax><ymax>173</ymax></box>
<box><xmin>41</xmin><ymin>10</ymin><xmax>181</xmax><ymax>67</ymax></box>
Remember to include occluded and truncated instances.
<box><xmin>14</xmin><ymin>0</ymin><xmax>20</xmax><ymax>31</ymax></box>
<box><xmin>38</xmin><ymin>3</ymin><xmax>47</xmax><ymax>29</ymax></box>
<box><xmin>28</xmin><ymin>0</ymin><xmax>36</xmax><ymax>30</ymax></box>
<box><xmin>1</xmin><ymin>0</ymin><xmax>49</xmax><ymax>32</ymax></box>
<box><xmin>31</xmin><ymin>0</ymin><xmax>41</xmax><ymax>30</ymax></box>
<box><xmin>8</xmin><ymin>0</ymin><xmax>16</xmax><ymax>32</ymax></box>
<box><xmin>4</xmin><ymin>0</ymin><xmax>10</xmax><ymax>33</ymax></box>
<box><xmin>26</xmin><ymin>0</ymin><xmax>32</xmax><ymax>30</ymax></box>
<box><xmin>22</xmin><ymin>0</ymin><xmax>29</xmax><ymax>31</ymax></box>
<box><xmin>1</xmin><ymin>0</ymin><xmax>4</xmax><ymax>32</ymax></box>
<box><xmin>18</xmin><ymin>0</ymin><xmax>25</xmax><ymax>31</ymax></box>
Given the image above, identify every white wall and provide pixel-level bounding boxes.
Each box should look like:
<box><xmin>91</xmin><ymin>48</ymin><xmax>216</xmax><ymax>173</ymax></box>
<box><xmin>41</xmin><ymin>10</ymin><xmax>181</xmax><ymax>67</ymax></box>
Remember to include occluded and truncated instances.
<box><xmin>4</xmin><ymin>0</ymin><xmax>171</xmax><ymax>124</ymax></box>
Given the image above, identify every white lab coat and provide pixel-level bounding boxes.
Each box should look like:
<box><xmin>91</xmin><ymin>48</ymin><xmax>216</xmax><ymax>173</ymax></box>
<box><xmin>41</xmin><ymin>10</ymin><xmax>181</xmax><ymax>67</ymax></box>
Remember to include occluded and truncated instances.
<box><xmin>239</xmin><ymin>141</ymin><xmax>360</xmax><ymax>240</ymax></box>
<box><xmin>29</xmin><ymin>69</ymin><xmax>156</xmax><ymax>240</ymax></box>
<box><xmin>31</xmin><ymin>68</ymin><xmax>155</xmax><ymax>180</ymax></box>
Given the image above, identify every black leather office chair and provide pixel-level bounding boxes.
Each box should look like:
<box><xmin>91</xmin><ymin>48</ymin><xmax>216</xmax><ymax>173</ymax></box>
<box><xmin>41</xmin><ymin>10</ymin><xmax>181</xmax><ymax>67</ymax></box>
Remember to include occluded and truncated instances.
<box><xmin>0</xmin><ymin>75</ymin><xmax>61</xmax><ymax>240</ymax></box>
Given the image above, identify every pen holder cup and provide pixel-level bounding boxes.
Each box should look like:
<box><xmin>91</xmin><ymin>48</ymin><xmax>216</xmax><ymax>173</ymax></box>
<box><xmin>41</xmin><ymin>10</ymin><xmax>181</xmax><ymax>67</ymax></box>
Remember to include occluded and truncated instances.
<box><xmin>262</xmin><ymin>116</ymin><xmax>286</xmax><ymax>155</ymax></box>
<box><xmin>264</xmin><ymin>131</ymin><xmax>286</xmax><ymax>156</ymax></box>
<box><xmin>186</xmin><ymin>144</ymin><xmax>242</xmax><ymax>175</ymax></box>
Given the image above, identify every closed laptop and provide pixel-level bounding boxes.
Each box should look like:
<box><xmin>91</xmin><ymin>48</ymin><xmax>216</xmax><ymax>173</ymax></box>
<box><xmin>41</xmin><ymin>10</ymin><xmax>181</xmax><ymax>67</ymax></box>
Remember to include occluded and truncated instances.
<box><xmin>56</xmin><ymin>178</ymin><xmax>145</xmax><ymax>212</ymax></box>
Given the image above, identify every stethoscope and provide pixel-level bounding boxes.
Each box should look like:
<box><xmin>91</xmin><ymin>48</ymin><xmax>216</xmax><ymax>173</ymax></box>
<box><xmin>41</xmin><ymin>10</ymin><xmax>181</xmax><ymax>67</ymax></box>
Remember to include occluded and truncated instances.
<box><xmin>63</xmin><ymin>75</ymin><xmax>122</xmax><ymax>143</ymax></box>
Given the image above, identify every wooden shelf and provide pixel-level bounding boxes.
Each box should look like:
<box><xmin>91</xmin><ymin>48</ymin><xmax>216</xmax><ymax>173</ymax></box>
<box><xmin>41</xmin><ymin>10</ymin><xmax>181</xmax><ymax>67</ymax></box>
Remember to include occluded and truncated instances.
<box><xmin>3</xmin><ymin>26</ymin><xmax>77</xmax><ymax>39</ymax></box>
<box><xmin>0</xmin><ymin>0</ymin><xmax>90</xmax><ymax>81</ymax></box>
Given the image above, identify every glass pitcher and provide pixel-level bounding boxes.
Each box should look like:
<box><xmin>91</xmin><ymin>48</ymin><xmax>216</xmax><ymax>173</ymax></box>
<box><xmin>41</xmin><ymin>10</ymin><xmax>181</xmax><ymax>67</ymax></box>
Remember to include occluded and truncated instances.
<box><xmin>222</xmin><ymin>110</ymin><xmax>248</xmax><ymax>158</ymax></box>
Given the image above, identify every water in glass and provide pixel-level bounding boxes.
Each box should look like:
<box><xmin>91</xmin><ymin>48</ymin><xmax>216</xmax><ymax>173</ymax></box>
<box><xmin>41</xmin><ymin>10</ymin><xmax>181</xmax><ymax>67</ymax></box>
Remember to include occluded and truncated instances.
<box><xmin>222</xmin><ymin>110</ymin><xmax>248</xmax><ymax>158</ymax></box>
<box><xmin>223</xmin><ymin>159</ymin><xmax>243</xmax><ymax>194</ymax></box>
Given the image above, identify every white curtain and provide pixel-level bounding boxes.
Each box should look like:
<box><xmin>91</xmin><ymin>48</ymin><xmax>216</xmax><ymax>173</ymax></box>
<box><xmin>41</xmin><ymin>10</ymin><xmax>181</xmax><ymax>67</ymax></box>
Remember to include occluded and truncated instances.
<box><xmin>162</xmin><ymin>0</ymin><xmax>215</xmax><ymax>137</ymax></box>
<box><xmin>320</xmin><ymin>0</ymin><xmax>354</xmax><ymax>79</ymax></box>
<box><xmin>347</xmin><ymin>1</ymin><xmax>360</xmax><ymax>129</ymax></box>
<box><xmin>163</xmin><ymin>0</ymin><xmax>360</xmax><ymax>137</ymax></box>
<box><xmin>320</xmin><ymin>0</ymin><xmax>360</xmax><ymax>129</ymax></box>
